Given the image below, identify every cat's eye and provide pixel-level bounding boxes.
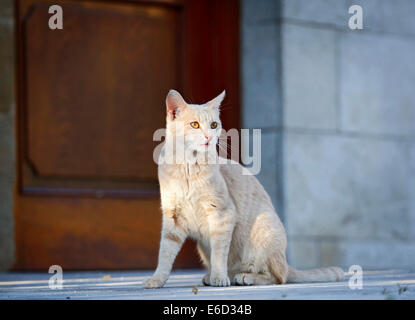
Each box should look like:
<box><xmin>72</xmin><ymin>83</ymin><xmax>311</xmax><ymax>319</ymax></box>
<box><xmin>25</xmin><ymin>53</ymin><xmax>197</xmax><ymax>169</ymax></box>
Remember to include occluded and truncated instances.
<box><xmin>190</xmin><ymin>121</ymin><xmax>200</xmax><ymax>129</ymax></box>
<box><xmin>210</xmin><ymin>122</ymin><xmax>218</xmax><ymax>129</ymax></box>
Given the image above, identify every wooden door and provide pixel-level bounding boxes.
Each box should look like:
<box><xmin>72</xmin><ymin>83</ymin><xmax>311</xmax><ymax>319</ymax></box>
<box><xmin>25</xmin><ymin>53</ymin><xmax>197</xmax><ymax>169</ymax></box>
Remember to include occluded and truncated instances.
<box><xmin>14</xmin><ymin>0</ymin><xmax>240</xmax><ymax>270</ymax></box>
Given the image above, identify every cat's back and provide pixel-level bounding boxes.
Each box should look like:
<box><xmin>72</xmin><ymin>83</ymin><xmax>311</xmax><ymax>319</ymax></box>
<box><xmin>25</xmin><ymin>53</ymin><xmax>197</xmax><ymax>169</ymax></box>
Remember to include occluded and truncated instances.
<box><xmin>219</xmin><ymin>159</ymin><xmax>276</xmax><ymax>217</ymax></box>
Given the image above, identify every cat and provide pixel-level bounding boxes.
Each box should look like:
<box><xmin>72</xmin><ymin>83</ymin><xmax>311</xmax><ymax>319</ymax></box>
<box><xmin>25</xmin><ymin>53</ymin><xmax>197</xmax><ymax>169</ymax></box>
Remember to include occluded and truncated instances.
<box><xmin>144</xmin><ymin>89</ymin><xmax>344</xmax><ymax>288</ymax></box>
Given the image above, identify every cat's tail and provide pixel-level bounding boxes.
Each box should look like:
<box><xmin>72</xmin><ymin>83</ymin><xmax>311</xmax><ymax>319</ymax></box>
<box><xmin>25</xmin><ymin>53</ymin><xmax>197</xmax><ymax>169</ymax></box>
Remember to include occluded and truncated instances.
<box><xmin>286</xmin><ymin>265</ymin><xmax>345</xmax><ymax>283</ymax></box>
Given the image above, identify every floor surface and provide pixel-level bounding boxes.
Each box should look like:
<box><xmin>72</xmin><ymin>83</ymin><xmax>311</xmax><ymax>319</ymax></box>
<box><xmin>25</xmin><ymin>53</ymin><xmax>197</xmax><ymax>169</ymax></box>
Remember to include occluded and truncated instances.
<box><xmin>0</xmin><ymin>269</ymin><xmax>414</xmax><ymax>300</ymax></box>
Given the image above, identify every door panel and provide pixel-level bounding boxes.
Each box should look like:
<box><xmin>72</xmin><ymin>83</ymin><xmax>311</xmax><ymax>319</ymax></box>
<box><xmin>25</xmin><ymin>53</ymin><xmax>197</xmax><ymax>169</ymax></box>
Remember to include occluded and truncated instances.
<box><xmin>14</xmin><ymin>0</ymin><xmax>240</xmax><ymax>270</ymax></box>
<box><xmin>22</xmin><ymin>0</ymin><xmax>180</xmax><ymax>196</ymax></box>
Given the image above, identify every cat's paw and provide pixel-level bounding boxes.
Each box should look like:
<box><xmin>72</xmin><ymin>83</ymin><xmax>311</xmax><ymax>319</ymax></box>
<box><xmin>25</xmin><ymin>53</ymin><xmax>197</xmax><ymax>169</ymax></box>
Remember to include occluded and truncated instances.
<box><xmin>233</xmin><ymin>273</ymin><xmax>254</xmax><ymax>286</ymax></box>
<box><xmin>202</xmin><ymin>273</ymin><xmax>211</xmax><ymax>286</ymax></box>
<box><xmin>144</xmin><ymin>277</ymin><xmax>165</xmax><ymax>289</ymax></box>
<box><xmin>210</xmin><ymin>274</ymin><xmax>230</xmax><ymax>287</ymax></box>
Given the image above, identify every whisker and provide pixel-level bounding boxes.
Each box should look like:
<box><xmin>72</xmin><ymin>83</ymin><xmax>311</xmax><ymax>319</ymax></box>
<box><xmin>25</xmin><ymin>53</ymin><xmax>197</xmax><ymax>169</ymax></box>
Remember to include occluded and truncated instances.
<box><xmin>218</xmin><ymin>139</ymin><xmax>239</xmax><ymax>155</ymax></box>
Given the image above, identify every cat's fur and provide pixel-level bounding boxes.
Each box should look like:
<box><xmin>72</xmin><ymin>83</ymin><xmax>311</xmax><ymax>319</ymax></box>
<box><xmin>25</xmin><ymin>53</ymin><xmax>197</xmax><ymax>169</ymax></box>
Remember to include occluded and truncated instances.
<box><xmin>144</xmin><ymin>90</ymin><xmax>344</xmax><ymax>288</ymax></box>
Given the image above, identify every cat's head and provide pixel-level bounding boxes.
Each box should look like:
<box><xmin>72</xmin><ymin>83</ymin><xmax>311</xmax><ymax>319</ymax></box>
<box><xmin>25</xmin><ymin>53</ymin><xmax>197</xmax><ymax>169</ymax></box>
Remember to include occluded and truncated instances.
<box><xmin>165</xmin><ymin>89</ymin><xmax>225</xmax><ymax>154</ymax></box>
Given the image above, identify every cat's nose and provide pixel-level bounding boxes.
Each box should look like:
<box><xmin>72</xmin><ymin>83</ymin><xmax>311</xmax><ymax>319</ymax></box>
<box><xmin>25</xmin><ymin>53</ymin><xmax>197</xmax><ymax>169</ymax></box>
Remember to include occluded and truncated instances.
<box><xmin>205</xmin><ymin>135</ymin><xmax>212</xmax><ymax>142</ymax></box>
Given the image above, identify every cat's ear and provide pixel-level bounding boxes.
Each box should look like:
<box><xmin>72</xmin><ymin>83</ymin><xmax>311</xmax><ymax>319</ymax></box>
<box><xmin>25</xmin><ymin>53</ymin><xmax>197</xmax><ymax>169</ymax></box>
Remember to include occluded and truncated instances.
<box><xmin>166</xmin><ymin>89</ymin><xmax>187</xmax><ymax>121</ymax></box>
<box><xmin>206</xmin><ymin>90</ymin><xmax>226</xmax><ymax>110</ymax></box>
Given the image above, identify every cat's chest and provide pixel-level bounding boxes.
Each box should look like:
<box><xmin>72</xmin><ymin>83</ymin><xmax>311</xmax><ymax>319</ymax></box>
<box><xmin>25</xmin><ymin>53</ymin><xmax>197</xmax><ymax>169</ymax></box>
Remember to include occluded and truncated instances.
<box><xmin>163</xmin><ymin>163</ymin><xmax>215</xmax><ymax>197</ymax></box>
<box><xmin>172</xmin><ymin>185</ymin><xmax>209</xmax><ymax>239</ymax></box>
<box><xmin>174</xmin><ymin>174</ymin><xmax>213</xmax><ymax>211</ymax></box>
<box><xmin>160</xmin><ymin>164</ymin><xmax>220</xmax><ymax>237</ymax></box>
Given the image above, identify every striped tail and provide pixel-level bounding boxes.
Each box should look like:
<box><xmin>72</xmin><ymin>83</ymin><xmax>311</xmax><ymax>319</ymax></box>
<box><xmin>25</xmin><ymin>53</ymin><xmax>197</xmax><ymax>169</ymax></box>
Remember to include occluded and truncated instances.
<box><xmin>286</xmin><ymin>266</ymin><xmax>345</xmax><ymax>283</ymax></box>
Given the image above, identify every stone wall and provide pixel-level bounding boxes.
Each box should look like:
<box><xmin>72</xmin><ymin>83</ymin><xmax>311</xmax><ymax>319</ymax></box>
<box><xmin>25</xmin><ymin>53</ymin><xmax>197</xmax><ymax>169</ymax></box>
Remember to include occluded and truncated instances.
<box><xmin>242</xmin><ymin>0</ymin><xmax>415</xmax><ymax>270</ymax></box>
<box><xmin>241</xmin><ymin>0</ymin><xmax>284</xmax><ymax>218</ymax></box>
<box><xmin>0</xmin><ymin>0</ymin><xmax>15</xmax><ymax>271</ymax></box>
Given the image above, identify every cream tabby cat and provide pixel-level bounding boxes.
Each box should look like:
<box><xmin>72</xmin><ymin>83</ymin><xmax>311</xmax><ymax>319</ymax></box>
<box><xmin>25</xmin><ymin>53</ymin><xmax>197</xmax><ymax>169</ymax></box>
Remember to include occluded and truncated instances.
<box><xmin>144</xmin><ymin>90</ymin><xmax>344</xmax><ymax>288</ymax></box>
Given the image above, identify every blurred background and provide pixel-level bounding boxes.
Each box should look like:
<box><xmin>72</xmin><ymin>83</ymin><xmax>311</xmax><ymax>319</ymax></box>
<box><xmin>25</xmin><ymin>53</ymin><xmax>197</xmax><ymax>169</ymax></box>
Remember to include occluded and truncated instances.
<box><xmin>0</xmin><ymin>0</ymin><xmax>414</xmax><ymax>272</ymax></box>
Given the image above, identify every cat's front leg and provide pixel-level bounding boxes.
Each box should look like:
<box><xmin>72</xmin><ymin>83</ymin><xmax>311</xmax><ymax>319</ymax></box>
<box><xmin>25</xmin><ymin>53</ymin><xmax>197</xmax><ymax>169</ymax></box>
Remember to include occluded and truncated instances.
<box><xmin>144</xmin><ymin>210</ymin><xmax>187</xmax><ymax>289</ymax></box>
<box><xmin>207</xmin><ymin>209</ymin><xmax>235</xmax><ymax>287</ymax></box>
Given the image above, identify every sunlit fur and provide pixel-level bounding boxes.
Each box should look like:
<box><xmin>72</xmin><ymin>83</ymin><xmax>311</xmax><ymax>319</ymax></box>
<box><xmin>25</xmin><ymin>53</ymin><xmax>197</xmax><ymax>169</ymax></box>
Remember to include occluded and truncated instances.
<box><xmin>144</xmin><ymin>90</ymin><xmax>345</xmax><ymax>288</ymax></box>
